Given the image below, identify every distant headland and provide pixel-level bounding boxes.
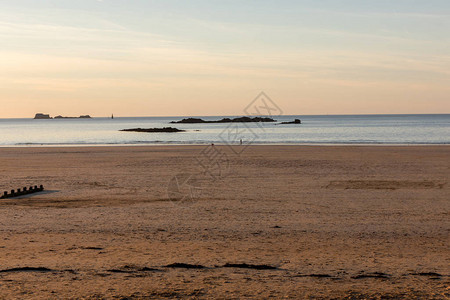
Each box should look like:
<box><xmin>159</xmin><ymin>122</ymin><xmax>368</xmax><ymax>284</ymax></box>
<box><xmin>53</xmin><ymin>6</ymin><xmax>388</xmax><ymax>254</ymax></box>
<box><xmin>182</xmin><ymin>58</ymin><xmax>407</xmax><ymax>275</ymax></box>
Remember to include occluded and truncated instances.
<box><xmin>170</xmin><ymin>116</ymin><xmax>276</xmax><ymax>124</ymax></box>
<box><xmin>34</xmin><ymin>113</ymin><xmax>91</xmax><ymax>119</ymax></box>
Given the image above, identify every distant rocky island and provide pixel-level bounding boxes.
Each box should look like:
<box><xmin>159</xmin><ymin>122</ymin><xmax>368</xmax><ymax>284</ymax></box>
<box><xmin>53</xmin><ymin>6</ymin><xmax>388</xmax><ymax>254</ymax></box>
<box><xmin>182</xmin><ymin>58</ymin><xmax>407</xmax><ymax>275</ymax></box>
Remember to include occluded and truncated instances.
<box><xmin>34</xmin><ymin>113</ymin><xmax>51</xmax><ymax>119</ymax></box>
<box><xmin>279</xmin><ymin>119</ymin><xmax>301</xmax><ymax>124</ymax></box>
<box><xmin>171</xmin><ymin>116</ymin><xmax>276</xmax><ymax>124</ymax></box>
<box><xmin>34</xmin><ymin>113</ymin><xmax>91</xmax><ymax>119</ymax></box>
<box><xmin>55</xmin><ymin>115</ymin><xmax>91</xmax><ymax>119</ymax></box>
<box><xmin>120</xmin><ymin>127</ymin><xmax>185</xmax><ymax>133</ymax></box>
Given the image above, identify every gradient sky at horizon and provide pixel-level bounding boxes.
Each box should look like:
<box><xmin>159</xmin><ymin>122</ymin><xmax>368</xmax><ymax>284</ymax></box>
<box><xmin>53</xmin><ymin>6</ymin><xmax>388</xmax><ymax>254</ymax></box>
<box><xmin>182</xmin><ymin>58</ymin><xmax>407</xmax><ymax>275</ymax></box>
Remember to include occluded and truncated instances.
<box><xmin>0</xmin><ymin>0</ymin><xmax>449</xmax><ymax>118</ymax></box>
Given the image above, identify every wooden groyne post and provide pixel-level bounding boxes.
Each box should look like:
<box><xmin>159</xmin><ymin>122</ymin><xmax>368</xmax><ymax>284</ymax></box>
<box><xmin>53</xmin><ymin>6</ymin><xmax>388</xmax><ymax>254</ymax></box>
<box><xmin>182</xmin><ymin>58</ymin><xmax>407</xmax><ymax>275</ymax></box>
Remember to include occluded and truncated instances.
<box><xmin>1</xmin><ymin>185</ymin><xmax>45</xmax><ymax>199</ymax></box>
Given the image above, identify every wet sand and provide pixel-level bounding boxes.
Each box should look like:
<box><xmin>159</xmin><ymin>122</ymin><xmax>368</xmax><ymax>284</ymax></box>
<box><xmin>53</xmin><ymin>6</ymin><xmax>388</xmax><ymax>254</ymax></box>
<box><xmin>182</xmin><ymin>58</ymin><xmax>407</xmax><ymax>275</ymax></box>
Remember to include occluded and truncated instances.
<box><xmin>0</xmin><ymin>145</ymin><xmax>448</xmax><ymax>299</ymax></box>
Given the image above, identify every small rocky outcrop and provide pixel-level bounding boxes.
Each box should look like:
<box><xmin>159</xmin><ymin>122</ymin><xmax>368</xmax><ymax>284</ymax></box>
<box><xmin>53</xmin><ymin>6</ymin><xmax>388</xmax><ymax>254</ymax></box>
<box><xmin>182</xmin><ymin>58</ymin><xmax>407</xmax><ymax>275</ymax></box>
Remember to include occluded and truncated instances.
<box><xmin>54</xmin><ymin>115</ymin><xmax>91</xmax><ymax>119</ymax></box>
<box><xmin>34</xmin><ymin>113</ymin><xmax>92</xmax><ymax>119</ymax></box>
<box><xmin>34</xmin><ymin>113</ymin><xmax>51</xmax><ymax>119</ymax></box>
<box><xmin>120</xmin><ymin>127</ymin><xmax>185</xmax><ymax>133</ymax></box>
<box><xmin>171</xmin><ymin>118</ymin><xmax>206</xmax><ymax>123</ymax></box>
<box><xmin>171</xmin><ymin>116</ymin><xmax>276</xmax><ymax>123</ymax></box>
<box><xmin>279</xmin><ymin>119</ymin><xmax>301</xmax><ymax>124</ymax></box>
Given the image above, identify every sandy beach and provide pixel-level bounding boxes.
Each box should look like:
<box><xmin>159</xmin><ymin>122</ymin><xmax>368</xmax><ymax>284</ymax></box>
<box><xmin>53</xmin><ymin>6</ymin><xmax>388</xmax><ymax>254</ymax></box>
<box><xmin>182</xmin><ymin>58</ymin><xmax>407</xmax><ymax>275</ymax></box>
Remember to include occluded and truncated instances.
<box><xmin>0</xmin><ymin>145</ymin><xmax>448</xmax><ymax>299</ymax></box>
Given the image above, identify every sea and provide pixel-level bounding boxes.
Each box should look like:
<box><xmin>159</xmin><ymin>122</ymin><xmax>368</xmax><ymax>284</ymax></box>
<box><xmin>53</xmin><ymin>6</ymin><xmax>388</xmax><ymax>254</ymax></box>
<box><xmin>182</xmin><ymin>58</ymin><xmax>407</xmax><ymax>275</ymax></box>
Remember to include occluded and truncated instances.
<box><xmin>0</xmin><ymin>114</ymin><xmax>449</xmax><ymax>146</ymax></box>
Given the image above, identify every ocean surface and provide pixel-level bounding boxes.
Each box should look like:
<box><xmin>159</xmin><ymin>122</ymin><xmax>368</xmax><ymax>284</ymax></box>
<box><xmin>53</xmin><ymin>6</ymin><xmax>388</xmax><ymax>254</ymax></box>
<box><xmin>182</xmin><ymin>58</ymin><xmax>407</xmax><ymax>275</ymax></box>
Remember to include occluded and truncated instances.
<box><xmin>0</xmin><ymin>114</ymin><xmax>449</xmax><ymax>146</ymax></box>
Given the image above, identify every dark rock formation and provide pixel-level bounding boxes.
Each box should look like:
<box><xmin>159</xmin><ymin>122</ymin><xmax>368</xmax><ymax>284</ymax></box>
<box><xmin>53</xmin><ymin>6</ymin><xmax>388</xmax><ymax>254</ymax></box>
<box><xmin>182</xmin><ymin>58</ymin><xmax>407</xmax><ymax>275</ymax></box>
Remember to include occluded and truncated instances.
<box><xmin>120</xmin><ymin>127</ymin><xmax>185</xmax><ymax>133</ymax></box>
<box><xmin>54</xmin><ymin>115</ymin><xmax>91</xmax><ymax>119</ymax></box>
<box><xmin>279</xmin><ymin>119</ymin><xmax>301</xmax><ymax>124</ymax></box>
<box><xmin>171</xmin><ymin>118</ymin><xmax>206</xmax><ymax>123</ymax></box>
<box><xmin>34</xmin><ymin>114</ymin><xmax>91</xmax><ymax>119</ymax></box>
<box><xmin>171</xmin><ymin>116</ymin><xmax>276</xmax><ymax>123</ymax></box>
<box><xmin>34</xmin><ymin>113</ymin><xmax>51</xmax><ymax>119</ymax></box>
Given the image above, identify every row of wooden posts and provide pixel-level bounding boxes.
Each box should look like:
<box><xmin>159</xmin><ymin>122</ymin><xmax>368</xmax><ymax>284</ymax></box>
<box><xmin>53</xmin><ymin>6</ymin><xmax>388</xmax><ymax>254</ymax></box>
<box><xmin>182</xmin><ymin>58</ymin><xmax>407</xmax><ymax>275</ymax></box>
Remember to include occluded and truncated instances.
<box><xmin>1</xmin><ymin>185</ymin><xmax>44</xmax><ymax>199</ymax></box>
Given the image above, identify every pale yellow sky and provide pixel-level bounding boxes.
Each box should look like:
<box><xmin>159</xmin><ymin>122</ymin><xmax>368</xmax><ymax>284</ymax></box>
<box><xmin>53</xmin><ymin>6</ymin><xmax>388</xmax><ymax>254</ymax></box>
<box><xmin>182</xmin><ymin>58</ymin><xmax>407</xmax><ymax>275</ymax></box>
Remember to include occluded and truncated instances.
<box><xmin>1</xmin><ymin>1</ymin><xmax>449</xmax><ymax>118</ymax></box>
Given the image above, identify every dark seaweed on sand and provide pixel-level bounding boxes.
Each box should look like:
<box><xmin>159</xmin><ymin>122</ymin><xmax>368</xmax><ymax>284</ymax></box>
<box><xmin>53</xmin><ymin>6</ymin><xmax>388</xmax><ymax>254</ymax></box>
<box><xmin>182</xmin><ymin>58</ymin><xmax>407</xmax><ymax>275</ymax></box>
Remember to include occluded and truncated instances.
<box><xmin>0</xmin><ymin>267</ymin><xmax>53</xmax><ymax>273</ymax></box>
<box><xmin>411</xmin><ymin>272</ymin><xmax>442</xmax><ymax>277</ymax></box>
<box><xmin>222</xmin><ymin>263</ymin><xmax>277</xmax><ymax>270</ymax></box>
<box><xmin>295</xmin><ymin>273</ymin><xmax>333</xmax><ymax>278</ymax></box>
<box><xmin>165</xmin><ymin>263</ymin><xmax>206</xmax><ymax>269</ymax></box>
<box><xmin>352</xmin><ymin>272</ymin><xmax>390</xmax><ymax>279</ymax></box>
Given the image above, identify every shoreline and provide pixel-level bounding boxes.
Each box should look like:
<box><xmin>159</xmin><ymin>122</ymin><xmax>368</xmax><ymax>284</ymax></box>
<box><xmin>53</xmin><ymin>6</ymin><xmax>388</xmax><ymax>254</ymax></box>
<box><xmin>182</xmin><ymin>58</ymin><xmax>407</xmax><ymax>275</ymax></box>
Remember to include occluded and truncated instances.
<box><xmin>1</xmin><ymin>142</ymin><xmax>450</xmax><ymax>148</ymax></box>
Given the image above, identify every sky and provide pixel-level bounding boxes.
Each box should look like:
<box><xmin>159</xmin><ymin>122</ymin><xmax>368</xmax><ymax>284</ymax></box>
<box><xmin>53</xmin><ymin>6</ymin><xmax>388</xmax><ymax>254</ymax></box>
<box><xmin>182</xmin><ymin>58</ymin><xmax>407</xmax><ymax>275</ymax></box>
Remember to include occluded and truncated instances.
<box><xmin>0</xmin><ymin>0</ymin><xmax>449</xmax><ymax>118</ymax></box>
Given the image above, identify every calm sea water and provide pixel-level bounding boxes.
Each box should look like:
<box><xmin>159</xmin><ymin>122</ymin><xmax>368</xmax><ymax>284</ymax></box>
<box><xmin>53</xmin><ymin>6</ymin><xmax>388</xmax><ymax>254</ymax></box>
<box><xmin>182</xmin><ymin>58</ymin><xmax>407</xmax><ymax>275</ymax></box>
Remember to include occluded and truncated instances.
<box><xmin>0</xmin><ymin>114</ymin><xmax>449</xmax><ymax>146</ymax></box>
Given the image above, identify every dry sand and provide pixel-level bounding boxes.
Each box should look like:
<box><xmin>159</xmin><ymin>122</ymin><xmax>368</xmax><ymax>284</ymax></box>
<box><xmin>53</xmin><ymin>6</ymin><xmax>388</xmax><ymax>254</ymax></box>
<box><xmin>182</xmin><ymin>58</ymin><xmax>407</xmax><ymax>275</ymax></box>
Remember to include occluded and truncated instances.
<box><xmin>0</xmin><ymin>145</ymin><xmax>448</xmax><ymax>299</ymax></box>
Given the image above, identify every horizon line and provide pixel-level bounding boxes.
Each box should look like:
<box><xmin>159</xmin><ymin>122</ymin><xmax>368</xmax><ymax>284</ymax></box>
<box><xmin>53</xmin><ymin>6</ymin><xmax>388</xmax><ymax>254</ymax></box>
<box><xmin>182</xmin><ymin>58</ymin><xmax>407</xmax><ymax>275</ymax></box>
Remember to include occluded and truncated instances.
<box><xmin>1</xmin><ymin>113</ymin><xmax>449</xmax><ymax>119</ymax></box>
